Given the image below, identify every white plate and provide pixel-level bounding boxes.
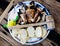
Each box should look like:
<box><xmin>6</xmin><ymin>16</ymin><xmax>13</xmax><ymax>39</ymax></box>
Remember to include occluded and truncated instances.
<box><xmin>8</xmin><ymin>1</ymin><xmax>50</xmax><ymax>45</ymax></box>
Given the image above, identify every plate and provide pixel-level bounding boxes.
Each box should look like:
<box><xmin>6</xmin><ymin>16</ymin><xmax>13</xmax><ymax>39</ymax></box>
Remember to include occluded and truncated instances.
<box><xmin>8</xmin><ymin>1</ymin><xmax>51</xmax><ymax>45</ymax></box>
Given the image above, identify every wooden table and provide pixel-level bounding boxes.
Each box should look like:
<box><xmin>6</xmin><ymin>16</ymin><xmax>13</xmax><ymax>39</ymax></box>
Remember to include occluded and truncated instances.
<box><xmin>0</xmin><ymin>8</ymin><xmax>3</xmax><ymax>15</ymax></box>
<box><xmin>0</xmin><ymin>0</ymin><xmax>60</xmax><ymax>46</ymax></box>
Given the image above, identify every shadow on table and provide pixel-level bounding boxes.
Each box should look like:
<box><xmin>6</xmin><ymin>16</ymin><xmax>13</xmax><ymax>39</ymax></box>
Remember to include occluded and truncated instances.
<box><xmin>47</xmin><ymin>29</ymin><xmax>60</xmax><ymax>46</ymax></box>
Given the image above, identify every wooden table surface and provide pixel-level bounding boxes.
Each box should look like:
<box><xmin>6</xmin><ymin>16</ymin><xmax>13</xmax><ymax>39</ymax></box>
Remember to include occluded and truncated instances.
<box><xmin>0</xmin><ymin>0</ymin><xmax>60</xmax><ymax>46</ymax></box>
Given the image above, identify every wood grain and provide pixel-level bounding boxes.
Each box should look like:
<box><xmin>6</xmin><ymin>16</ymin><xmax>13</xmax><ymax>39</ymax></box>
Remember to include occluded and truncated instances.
<box><xmin>0</xmin><ymin>37</ymin><xmax>11</xmax><ymax>46</ymax></box>
<box><xmin>0</xmin><ymin>0</ymin><xmax>14</xmax><ymax>23</ymax></box>
<box><xmin>0</xmin><ymin>8</ymin><xmax>3</xmax><ymax>16</ymax></box>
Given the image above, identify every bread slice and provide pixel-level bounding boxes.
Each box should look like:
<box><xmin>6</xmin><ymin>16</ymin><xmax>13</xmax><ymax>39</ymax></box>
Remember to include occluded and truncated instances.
<box><xmin>19</xmin><ymin>29</ymin><xmax>28</xmax><ymax>44</ymax></box>
<box><xmin>19</xmin><ymin>29</ymin><xmax>27</xmax><ymax>39</ymax></box>
<box><xmin>42</xmin><ymin>27</ymin><xmax>47</xmax><ymax>38</ymax></box>
<box><xmin>27</xmin><ymin>27</ymin><xmax>35</xmax><ymax>37</ymax></box>
<box><xmin>35</xmin><ymin>27</ymin><xmax>42</xmax><ymax>37</ymax></box>
<box><xmin>12</xmin><ymin>29</ymin><xmax>19</xmax><ymax>37</ymax></box>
